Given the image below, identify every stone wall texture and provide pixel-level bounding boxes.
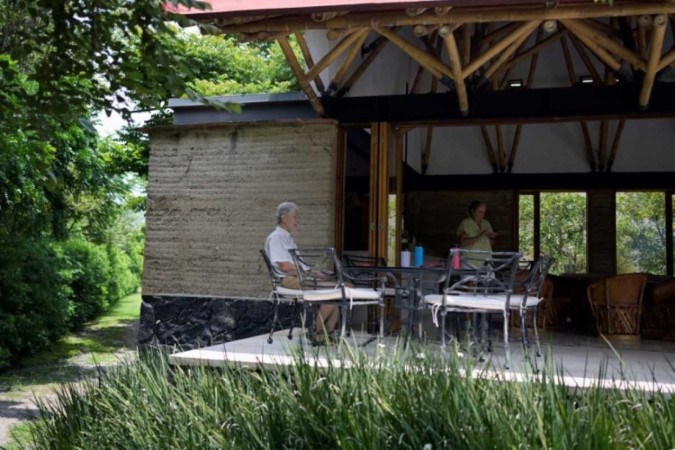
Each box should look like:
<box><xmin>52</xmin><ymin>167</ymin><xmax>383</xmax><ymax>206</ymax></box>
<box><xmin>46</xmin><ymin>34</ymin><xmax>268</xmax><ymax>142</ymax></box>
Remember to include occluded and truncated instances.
<box><xmin>143</xmin><ymin>121</ymin><xmax>338</xmax><ymax>298</ymax></box>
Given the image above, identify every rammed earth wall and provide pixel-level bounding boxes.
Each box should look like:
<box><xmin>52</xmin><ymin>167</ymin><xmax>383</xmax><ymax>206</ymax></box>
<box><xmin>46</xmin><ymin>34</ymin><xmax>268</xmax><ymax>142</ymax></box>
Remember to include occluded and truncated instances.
<box><xmin>141</xmin><ymin>121</ymin><xmax>338</xmax><ymax>348</ymax></box>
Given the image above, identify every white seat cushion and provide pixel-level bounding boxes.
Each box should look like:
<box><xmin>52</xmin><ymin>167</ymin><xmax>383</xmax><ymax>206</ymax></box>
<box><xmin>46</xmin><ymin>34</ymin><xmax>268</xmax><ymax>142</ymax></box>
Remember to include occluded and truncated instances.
<box><xmin>345</xmin><ymin>287</ymin><xmax>381</xmax><ymax>301</ymax></box>
<box><xmin>276</xmin><ymin>287</ymin><xmax>303</xmax><ymax>297</ymax></box>
<box><xmin>424</xmin><ymin>293</ymin><xmax>542</xmax><ymax>310</ymax></box>
<box><xmin>506</xmin><ymin>294</ymin><xmax>543</xmax><ymax>308</ymax></box>
<box><xmin>303</xmin><ymin>289</ymin><xmax>343</xmax><ymax>302</ymax></box>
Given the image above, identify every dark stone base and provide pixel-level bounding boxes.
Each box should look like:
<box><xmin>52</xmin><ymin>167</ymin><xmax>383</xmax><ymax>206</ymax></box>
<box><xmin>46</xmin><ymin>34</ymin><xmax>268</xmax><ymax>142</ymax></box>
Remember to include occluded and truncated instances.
<box><xmin>139</xmin><ymin>295</ymin><xmax>300</xmax><ymax>350</ymax></box>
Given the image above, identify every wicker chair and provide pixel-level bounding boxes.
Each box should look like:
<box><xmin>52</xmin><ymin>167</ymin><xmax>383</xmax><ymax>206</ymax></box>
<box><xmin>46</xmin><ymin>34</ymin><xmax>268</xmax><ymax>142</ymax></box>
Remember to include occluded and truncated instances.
<box><xmin>642</xmin><ymin>278</ymin><xmax>675</xmax><ymax>341</ymax></box>
<box><xmin>586</xmin><ymin>273</ymin><xmax>651</xmax><ymax>341</ymax></box>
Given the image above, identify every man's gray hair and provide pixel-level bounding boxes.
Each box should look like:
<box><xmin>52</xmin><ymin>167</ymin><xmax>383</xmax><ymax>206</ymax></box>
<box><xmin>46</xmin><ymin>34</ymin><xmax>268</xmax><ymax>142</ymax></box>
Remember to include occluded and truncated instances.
<box><xmin>276</xmin><ymin>201</ymin><xmax>298</xmax><ymax>224</ymax></box>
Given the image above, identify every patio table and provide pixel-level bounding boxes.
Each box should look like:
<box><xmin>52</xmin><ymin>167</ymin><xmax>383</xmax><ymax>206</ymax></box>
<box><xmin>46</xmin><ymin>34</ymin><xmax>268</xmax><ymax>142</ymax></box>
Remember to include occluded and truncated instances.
<box><xmin>344</xmin><ymin>264</ymin><xmax>452</xmax><ymax>341</ymax></box>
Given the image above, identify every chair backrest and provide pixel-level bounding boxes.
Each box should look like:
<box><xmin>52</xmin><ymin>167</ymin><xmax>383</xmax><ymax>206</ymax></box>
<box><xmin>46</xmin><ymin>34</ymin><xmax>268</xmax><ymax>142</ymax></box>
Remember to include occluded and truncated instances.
<box><xmin>518</xmin><ymin>255</ymin><xmax>555</xmax><ymax>299</ymax></box>
<box><xmin>289</xmin><ymin>247</ymin><xmax>338</xmax><ymax>290</ymax></box>
<box><xmin>442</xmin><ymin>249</ymin><xmax>522</xmax><ymax>296</ymax></box>
<box><xmin>343</xmin><ymin>254</ymin><xmax>387</xmax><ymax>268</ymax></box>
<box><xmin>260</xmin><ymin>249</ymin><xmax>283</xmax><ymax>282</ymax></box>
<box><xmin>588</xmin><ymin>273</ymin><xmax>651</xmax><ymax>307</ymax></box>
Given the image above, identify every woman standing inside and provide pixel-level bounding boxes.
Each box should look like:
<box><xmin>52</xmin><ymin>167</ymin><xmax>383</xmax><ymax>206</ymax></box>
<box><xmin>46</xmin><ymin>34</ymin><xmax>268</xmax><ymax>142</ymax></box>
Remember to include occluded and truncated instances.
<box><xmin>457</xmin><ymin>201</ymin><xmax>498</xmax><ymax>264</ymax></box>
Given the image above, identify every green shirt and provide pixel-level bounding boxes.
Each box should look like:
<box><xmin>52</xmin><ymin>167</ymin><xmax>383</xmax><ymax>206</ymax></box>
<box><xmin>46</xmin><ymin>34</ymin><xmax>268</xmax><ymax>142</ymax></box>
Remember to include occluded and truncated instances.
<box><xmin>456</xmin><ymin>217</ymin><xmax>493</xmax><ymax>264</ymax></box>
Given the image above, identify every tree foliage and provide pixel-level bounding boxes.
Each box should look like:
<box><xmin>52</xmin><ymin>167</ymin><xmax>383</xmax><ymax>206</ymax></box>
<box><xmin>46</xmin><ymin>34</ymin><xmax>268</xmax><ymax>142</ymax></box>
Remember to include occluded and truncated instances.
<box><xmin>616</xmin><ymin>192</ymin><xmax>666</xmax><ymax>275</ymax></box>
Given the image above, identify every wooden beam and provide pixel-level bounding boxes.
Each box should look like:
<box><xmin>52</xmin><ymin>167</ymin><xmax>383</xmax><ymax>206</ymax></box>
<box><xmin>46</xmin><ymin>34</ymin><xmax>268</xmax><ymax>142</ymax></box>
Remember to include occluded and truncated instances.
<box><xmin>222</xmin><ymin>3</ymin><xmax>675</xmax><ymax>33</ymax></box>
<box><xmin>277</xmin><ymin>36</ymin><xmax>325</xmax><ymax>116</ymax></box>
<box><xmin>561</xmin><ymin>19</ymin><xmax>622</xmax><ymax>73</ymax></box>
<box><xmin>306</xmin><ymin>30</ymin><xmax>367</xmax><ymax>81</ymax></box>
<box><xmin>637</xmin><ymin>15</ymin><xmax>649</xmax><ymax>58</ymax></box>
<box><xmin>480</xmin><ymin>125</ymin><xmax>498</xmax><ymax>173</ymax></box>
<box><xmin>508</xmin><ymin>125</ymin><xmax>522</xmax><ymax>173</ymax></box>
<box><xmin>294</xmin><ymin>32</ymin><xmax>325</xmax><ymax>94</ymax></box>
<box><xmin>409</xmin><ymin>64</ymin><xmax>425</xmax><ymax>94</ymax></box>
<box><xmin>569</xmin><ymin>34</ymin><xmax>602</xmax><ymax>82</ymax></box>
<box><xmin>483</xmin><ymin>22</ymin><xmax>520</xmax><ymax>46</ymax></box>
<box><xmin>374</xmin><ymin>26</ymin><xmax>454</xmax><ymax>81</ymax></box>
<box><xmin>606</xmin><ymin>119</ymin><xmax>625</xmax><ymax>172</ymax></box>
<box><xmin>463</xmin><ymin>21</ymin><xmax>540</xmax><ymax>80</ymax></box>
<box><xmin>422</xmin><ymin>127</ymin><xmax>433</xmax><ymax>175</ymax></box>
<box><xmin>640</xmin><ymin>14</ymin><xmax>668</xmax><ymax>108</ymax></box>
<box><xmin>443</xmin><ymin>28</ymin><xmax>469</xmax><ymax>115</ymax></box>
<box><xmin>339</xmin><ymin>34</ymin><xmax>390</xmax><ymax>96</ymax></box>
<box><xmin>328</xmin><ymin>29</ymin><xmax>370</xmax><ymax>94</ymax></box>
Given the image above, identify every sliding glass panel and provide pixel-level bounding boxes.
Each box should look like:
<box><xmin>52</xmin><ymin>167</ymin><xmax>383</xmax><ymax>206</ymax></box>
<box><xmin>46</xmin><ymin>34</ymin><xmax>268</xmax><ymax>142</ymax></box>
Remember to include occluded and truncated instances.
<box><xmin>616</xmin><ymin>192</ymin><xmax>666</xmax><ymax>275</ymax></box>
<box><xmin>540</xmin><ymin>192</ymin><xmax>587</xmax><ymax>275</ymax></box>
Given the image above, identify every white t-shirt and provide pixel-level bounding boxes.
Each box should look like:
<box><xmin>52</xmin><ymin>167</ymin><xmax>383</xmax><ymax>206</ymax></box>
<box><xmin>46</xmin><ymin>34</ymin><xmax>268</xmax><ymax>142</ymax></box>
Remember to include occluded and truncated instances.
<box><xmin>265</xmin><ymin>226</ymin><xmax>297</xmax><ymax>277</ymax></box>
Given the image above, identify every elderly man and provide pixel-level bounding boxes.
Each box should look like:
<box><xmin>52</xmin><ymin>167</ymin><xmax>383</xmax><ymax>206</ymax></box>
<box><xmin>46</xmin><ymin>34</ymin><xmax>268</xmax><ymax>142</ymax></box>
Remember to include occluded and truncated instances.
<box><xmin>265</xmin><ymin>201</ymin><xmax>339</xmax><ymax>342</ymax></box>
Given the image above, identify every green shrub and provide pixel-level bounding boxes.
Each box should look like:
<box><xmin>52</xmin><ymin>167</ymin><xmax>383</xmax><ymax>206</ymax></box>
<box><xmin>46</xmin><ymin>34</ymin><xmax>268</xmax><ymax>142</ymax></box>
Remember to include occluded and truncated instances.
<box><xmin>0</xmin><ymin>238</ymin><xmax>71</xmax><ymax>369</ymax></box>
<box><xmin>106</xmin><ymin>245</ymin><xmax>139</xmax><ymax>304</ymax></box>
<box><xmin>59</xmin><ymin>239</ymin><xmax>111</xmax><ymax>329</ymax></box>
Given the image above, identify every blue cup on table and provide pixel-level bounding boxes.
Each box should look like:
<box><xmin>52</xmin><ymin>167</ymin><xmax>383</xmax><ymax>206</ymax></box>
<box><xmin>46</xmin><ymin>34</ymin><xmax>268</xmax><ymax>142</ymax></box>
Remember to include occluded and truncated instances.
<box><xmin>414</xmin><ymin>245</ymin><xmax>424</xmax><ymax>267</ymax></box>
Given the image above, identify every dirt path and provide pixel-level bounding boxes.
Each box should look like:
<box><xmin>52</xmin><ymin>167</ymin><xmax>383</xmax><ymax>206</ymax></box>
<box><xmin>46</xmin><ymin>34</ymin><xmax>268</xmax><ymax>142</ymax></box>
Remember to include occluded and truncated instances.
<box><xmin>0</xmin><ymin>320</ymin><xmax>139</xmax><ymax>447</ymax></box>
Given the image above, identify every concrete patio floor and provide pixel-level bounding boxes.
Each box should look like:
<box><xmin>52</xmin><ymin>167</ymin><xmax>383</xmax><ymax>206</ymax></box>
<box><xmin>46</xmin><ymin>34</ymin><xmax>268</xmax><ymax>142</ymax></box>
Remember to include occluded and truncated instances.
<box><xmin>169</xmin><ymin>329</ymin><xmax>675</xmax><ymax>394</ymax></box>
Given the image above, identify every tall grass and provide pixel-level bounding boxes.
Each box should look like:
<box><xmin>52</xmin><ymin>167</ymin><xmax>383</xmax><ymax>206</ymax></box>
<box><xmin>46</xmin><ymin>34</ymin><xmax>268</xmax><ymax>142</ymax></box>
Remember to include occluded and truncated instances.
<box><xmin>21</xmin><ymin>346</ymin><xmax>675</xmax><ymax>449</ymax></box>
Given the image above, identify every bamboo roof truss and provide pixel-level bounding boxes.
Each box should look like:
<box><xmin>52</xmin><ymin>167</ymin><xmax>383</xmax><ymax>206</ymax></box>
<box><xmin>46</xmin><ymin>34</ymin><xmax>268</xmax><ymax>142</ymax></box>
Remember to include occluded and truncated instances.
<box><xmin>182</xmin><ymin>1</ymin><xmax>675</xmax><ymax>173</ymax></box>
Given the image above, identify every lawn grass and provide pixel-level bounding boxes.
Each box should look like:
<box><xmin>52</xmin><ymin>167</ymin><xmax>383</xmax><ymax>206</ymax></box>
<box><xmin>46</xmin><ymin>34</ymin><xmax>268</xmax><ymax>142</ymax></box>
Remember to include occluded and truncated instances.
<box><xmin>0</xmin><ymin>292</ymin><xmax>141</xmax><ymax>392</ymax></box>
<box><xmin>15</xmin><ymin>346</ymin><xmax>675</xmax><ymax>449</ymax></box>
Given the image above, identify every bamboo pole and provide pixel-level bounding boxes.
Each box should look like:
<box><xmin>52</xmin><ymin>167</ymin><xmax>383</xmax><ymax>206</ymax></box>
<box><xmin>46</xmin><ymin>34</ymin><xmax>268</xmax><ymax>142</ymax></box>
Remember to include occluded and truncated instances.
<box><xmin>483</xmin><ymin>23</ymin><xmax>538</xmax><ymax>81</ymax></box>
<box><xmin>422</xmin><ymin>127</ymin><xmax>433</xmax><ymax>175</ymax></box>
<box><xmin>657</xmin><ymin>47</ymin><xmax>675</xmax><ymax>71</ymax></box>
<box><xmin>394</xmin><ymin>130</ymin><xmax>404</xmax><ymax>266</ymax></box>
<box><xmin>640</xmin><ymin>14</ymin><xmax>667</xmax><ymax>108</ymax></box>
<box><xmin>339</xmin><ymin>35</ymin><xmax>390</xmax><ymax>96</ymax></box>
<box><xmin>277</xmin><ymin>36</ymin><xmax>325</xmax><ymax>116</ymax></box>
<box><xmin>569</xmin><ymin>34</ymin><xmax>602</xmax><ymax>82</ymax></box>
<box><xmin>480</xmin><ymin>125</ymin><xmax>498</xmax><ymax>173</ymax></box>
<box><xmin>567</xmin><ymin>19</ymin><xmax>647</xmax><ymax>71</ymax></box>
<box><xmin>294</xmin><ymin>32</ymin><xmax>325</xmax><ymax>94</ymax></box>
<box><xmin>560</xmin><ymin>36</ymin><xmax>577</xmax><ymax>84</ymax></box>
<box><xmin>498</xmin><ymin>29</ymin><xmax>566</xmax><ymax>75</ymax></box>
<box><xmin>483</xmin><ymin>22</ymin><xmax>521</xmax><ymax>46</ymax></box>
<box><xmin>496</xmin><ymin>125</ymin><xmax>505</xmax><ymax>173</ymax></box>
<box><xmin>598</xmin><ymin>119</ymin><xmax>608</xmax><ymax>171</ymax></box>
<box><xmin>507</xmin><ymin>25</ymin><xmax>539</xmax><ymax>173</ymax></box>
<box><xmin>606</xmin><ymin>119</ymin><xmax>625</xmax><ymax>172</ymax></box>
<box><xmin>561</xmin><ymin>20</ymin><xmax>623</xmax><ymax>72</ymax></box>
<box><xmin>409</xmin><ymin>64</ymin><xmax>425</xmax><ymax>94</ymax></box>
<box><xmin>463</xmin><ymin>21</ymin><xmax>540</xmax><ymax>80</ymax></box>
<box><xmin>334</xmin><ymin>127</ymin><xmax>345</xmax><ymax>254</ymax></box>
<box><xmin>374</xmin><ymin>26</ymin><xmax>454</xmax><ymax>81</ymax></box>
<box><xmin>378</xmin><ymin>123</ymin><xmax>389</xmax><ymax>263</ymax></box>
<box><xmin>328</xmin><ymin>30</ymin><xmax>370</xmax><ymax>94</ymax></box>
<box><xmin>637</xmin><ymin>15</ymin><xmax>649</xmax><ymax>58</ymax></box>
<box><xmin>220</xmin><ymin>3</ymin><xmax>675</xmax><ymax>34</ymax></box>
<box><xmin>462</xmin><ymin>24</ymin><xmax>471</xmax><ymax>66</ymax></box>
<box><xmin>443</xmin><ymin>28</ymin><xmax>469</xmax><ymax>115</ymax></box>
<box><xmin>580</xmin><ymin>121</ymin><xmax>596</xmax><ymax>172</ymax></box>
<box><xmin>508</xmin><ymin>125</ymin><xmax>523</xmax><ymax>173</ymax></box>
<box><xmin>306</xmin><ymin>30</ymin><xmax>367</xmax><ymax>81</ymax></box>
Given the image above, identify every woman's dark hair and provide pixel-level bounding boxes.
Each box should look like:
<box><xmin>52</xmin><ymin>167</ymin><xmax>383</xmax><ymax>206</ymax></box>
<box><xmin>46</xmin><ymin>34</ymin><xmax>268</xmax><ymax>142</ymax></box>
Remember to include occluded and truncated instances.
<box><xmin>468</xmin><ymin>201</ymin><xmax>485</xmax><ymax>215</ymax></box>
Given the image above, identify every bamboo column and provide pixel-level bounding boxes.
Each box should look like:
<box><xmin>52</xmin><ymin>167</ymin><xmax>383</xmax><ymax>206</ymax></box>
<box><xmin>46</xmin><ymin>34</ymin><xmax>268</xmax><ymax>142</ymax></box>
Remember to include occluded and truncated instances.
<box><xmin>480</xmin><ymin>125</ymin><xmax>498</xmax><ymax>173</ymax></box>
<box><xmin>306</xmin><ymin>30</ymin><xmax>367</xmax><ymax>81</ymax></box>
<box><xmin>277</xmin><ymin>36</ymin><xmax>325</xmax><ymax>115</ymax></box>
<box><xmin>496</xmin><ymin>125</ymin><xmax>505</xmax><ymax>172</ymax></box>
<box><xmin>566</xmin><ymin>19</ymin><xmax>646</xmax><ymax>71</ymax></box>
<box><xmin>442</xmin><ymin>26</ymin><xmax>469</xmax><ymax>115</ymax></box>
<box><xmin>561</xmin><ymin>19</ymin><xmax>623</xmax><ymax>73</ymax></box>
<box><xmin>339</xmin><ymin>34</ymin><xmax>390</xmax><ymax>96</ymax></box>
<box><xmin>606</xmin><ymin>119</ymin><xmax>625</xmax><ymax>172</ymax></box>
<box><xmin>639</xmin><ymin>14</ymin><xmax>667</xmax><ymax>108</ymax></box>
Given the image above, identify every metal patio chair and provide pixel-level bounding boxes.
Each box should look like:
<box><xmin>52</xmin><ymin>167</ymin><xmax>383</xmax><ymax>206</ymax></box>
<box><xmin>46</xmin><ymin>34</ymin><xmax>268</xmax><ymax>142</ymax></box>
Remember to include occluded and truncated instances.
<box><xmin>423</xmin><ymin>249</ymin><xmax>522</xmax><ymax>368</ymax></box>
<box><xmin>260</xmin><ymin>249</ymin><xmax>303</xmax><ymax>344</ymax></box>
<box><xmin>290</xmin><ymin>248</ymin><xmax>386</xmax><ymax>342</ymax></box>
